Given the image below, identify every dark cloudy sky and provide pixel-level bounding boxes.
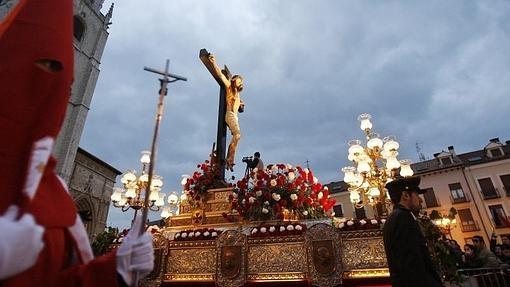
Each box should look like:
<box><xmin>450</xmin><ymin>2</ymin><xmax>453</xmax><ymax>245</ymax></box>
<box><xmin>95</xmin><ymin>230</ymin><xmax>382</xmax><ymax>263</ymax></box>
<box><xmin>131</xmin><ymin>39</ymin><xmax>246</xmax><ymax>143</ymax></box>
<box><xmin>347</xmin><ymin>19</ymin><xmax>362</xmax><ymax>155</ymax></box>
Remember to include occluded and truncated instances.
<box><xmin>81</xmin><ymin>0</ymin><xmax>510</xmax><ymax>228</ymax></box>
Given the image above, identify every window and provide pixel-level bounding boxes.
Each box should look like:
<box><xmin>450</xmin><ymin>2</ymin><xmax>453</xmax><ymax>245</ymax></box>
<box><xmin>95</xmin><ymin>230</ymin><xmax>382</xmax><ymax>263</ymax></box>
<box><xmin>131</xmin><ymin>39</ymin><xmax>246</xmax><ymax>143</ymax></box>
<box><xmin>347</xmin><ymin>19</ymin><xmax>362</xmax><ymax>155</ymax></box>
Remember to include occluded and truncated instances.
<box><xmin>440</xmin><ymin>157</ymin><xmax>453</xmax><ymax>166</ymax></box>
<box><xmin>355</xmin><ymin>206</ymin><xmax>367</xmax><ymax>219</ymax></box>
<box><xmin>422</xmin><ymin>188</ymin><xmax>439</xmax><ymax>208</ymax></box>
<box><xmin>478</xmin><ymin>178</ymin><xmax>498</xmax><ymax>199</ymax></box>
<box><xmin>500</xmin><ymin>174</ymin><xmax>510</xmax><ymax>196</ymax></box>
<box><xmin>449</xmin><ymin>183</ymin><xmax>467</xmax><ymax>203</ymax></box>
<box><xmin>458</xmin><ymin>209</ymin><xmax>479</xmax><ymax>232</ymax></box>
<box><xmin>490</xmin><ymin>148</ymin><xmax>503</xmax><ymax>157</ymax></box>
<box><xmin>73</xmin><ymin>16</ymin><xmax>85</xmax><ymax>41</ymax></box>
<box><xmin>489</xmin><ymin>205</ymin><xmax>509</xmax><ymax>228</ymax></box>
<box><xmin>333</xmin><ymin>204</ymin><xmax>344</xmax><ymax>217</ymax></box>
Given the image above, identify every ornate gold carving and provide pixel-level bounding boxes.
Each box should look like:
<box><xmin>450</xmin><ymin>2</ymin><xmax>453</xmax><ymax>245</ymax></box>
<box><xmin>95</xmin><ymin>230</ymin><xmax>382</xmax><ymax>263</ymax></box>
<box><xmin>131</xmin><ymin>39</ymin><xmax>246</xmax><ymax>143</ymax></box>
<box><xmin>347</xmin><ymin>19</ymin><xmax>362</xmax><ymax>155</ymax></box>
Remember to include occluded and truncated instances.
<box><xmin>339</xmin><ymin>229</ymin><xmax>383</xmax><ymax>238</ymax></box>
<box><xmin>216</xmin><ymin>230</ymin><xmax>247</xmax><ymax>287</ymax></box>
<box><xmin>343</xmin><ymin>268</ymin><xmax>390</xmax><ymax>279</ymax></box>
<box><xmin>247</xmin><ymin>272</ymin><xmax>308</xmax><ymax>281</ymax></box>
<box><xmin>248</xmin><ymin>235</ymin><xmax>304</xmax><ymax>244</ymax></box>
<box><xmin>164</xmin><ymin>274</ymin><xmax>215</xmax><ymax>281</ymax></box>
<box><xmin>341</xmin><ymin>236</ymin><xmax>387</xmax><ymax>270</ymax></box>
<box><xmin>305</xmin><ymin>223</ymin><xmax>342</xmax><ymax>287</ymax></box>
<box><xmin>168</xmin><ymin>240</ymin><xmax>216</xmax><ymax>248</ymax></box>
<box><xmin>247</xmin><ymin>243</ymin><xmax>307</xmax><ymax>274</ymax></box>
<box><xmin>312</xmin><ymin>240</ymin><xmax>336</xmax><ymax>275</ymax></box>
<box><xmin>192</xmin><ymin>208</ymin><xmax>205</xmax><ymax>225</ymax></box>
<box><xmin>221</xmin><ymin>245</ymin><xmax>242</xmax><ymax>279</ymax></box>
<box><xmin>167</xmin><ymin>248</ymin><xmax>216</xmax><ymax>274</ymax></box>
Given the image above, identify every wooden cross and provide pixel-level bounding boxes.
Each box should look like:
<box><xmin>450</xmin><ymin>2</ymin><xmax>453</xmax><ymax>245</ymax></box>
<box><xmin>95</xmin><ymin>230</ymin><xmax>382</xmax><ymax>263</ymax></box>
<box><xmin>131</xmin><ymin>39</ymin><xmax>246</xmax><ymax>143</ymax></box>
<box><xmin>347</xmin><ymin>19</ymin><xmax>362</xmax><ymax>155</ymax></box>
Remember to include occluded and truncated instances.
<box><xmin>199</xmin><ymin>48</ymin><xmax>232</xmax><ymax>180</ymax></box>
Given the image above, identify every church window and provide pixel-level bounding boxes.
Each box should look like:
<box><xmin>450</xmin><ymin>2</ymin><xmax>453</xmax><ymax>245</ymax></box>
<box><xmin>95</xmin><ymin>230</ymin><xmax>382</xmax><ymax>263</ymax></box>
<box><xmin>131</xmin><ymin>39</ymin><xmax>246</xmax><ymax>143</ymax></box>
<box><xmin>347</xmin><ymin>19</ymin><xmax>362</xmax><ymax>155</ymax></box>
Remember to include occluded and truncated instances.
<box><xmin>73</xmin><ymin>16</ymin><xmax>85</xmax><ymax>42</ymax></box>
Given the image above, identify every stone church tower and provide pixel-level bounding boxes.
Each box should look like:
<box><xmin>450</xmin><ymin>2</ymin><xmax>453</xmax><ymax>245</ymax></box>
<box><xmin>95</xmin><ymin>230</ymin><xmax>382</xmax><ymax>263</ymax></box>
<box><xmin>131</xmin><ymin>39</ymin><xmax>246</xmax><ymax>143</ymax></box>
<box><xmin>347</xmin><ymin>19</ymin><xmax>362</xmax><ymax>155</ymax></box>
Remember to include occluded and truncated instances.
<box><xmin>53</xmin><ymin>0</ymin><xmax>119</xmax><ymax>237</ymax></box>
<box><xmin>54</xmin><ymin>0</ymin><xmax>114</xmax><ymax>184</ymax></box>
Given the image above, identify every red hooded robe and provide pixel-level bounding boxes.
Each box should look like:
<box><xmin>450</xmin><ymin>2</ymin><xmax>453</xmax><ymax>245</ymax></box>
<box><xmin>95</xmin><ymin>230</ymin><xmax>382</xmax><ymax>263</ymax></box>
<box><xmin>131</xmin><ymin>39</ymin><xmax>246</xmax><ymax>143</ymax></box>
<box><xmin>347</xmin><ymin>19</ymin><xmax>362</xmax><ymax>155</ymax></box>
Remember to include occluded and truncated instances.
<box><xmin>0</xmin><ymin>1</ymin><xmax>120</xmax><ymax>286</ymax></box>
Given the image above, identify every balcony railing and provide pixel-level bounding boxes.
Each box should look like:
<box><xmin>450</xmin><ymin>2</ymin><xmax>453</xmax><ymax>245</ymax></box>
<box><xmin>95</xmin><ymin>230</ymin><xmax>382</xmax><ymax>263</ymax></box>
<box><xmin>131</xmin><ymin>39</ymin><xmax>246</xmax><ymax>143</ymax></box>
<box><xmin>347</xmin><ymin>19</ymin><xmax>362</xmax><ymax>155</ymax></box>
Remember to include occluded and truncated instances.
<box><xmin>481</xmin><ymin>188</ymin><xmax>501</xmax><ymax>200</ymax></box>
<box><xmin>460</xmin><ymin>221</ymin><xmax>480</xmax><ymax>232</ymax></box>
<box><xmin>450</xmin><ymin>192</ymin><xmax>471</xmax><ymax>204</ymax></box>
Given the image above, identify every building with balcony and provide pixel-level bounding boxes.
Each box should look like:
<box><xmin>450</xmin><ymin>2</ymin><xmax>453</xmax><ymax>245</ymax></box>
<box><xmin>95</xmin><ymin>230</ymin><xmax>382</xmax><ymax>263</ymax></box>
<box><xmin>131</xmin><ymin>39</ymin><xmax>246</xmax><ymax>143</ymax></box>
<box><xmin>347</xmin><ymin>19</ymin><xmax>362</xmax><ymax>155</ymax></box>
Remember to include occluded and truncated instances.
<box><xmin>328</xmin><ymin>138</ymin><xmax>510</xmax><ymax>245</ymax></box>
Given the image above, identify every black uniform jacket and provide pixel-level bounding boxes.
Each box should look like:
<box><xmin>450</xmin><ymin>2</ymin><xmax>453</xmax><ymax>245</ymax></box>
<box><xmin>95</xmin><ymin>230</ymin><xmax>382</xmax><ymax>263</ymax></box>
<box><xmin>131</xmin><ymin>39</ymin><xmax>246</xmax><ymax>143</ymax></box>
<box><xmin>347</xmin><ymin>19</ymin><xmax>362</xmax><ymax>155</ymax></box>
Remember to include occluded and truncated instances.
<box><xmin>383</xmin><ymin>204</ymin><xmax>442</xmax><ymax>287</ymax></box>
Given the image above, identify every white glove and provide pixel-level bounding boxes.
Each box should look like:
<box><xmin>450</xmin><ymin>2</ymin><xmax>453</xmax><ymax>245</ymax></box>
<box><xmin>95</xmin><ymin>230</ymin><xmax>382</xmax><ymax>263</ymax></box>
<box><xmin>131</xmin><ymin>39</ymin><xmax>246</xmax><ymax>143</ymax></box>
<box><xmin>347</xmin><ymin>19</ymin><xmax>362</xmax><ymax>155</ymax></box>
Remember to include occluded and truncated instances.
<box><xmin>0</xmin><ymin>205</ymin><xmax>45</xmax><ymax>280</ymax></box>
<box><xmin>116</xmin><ymin>215</ymin><xmax>154</xmax><ymax>286</ymax></box>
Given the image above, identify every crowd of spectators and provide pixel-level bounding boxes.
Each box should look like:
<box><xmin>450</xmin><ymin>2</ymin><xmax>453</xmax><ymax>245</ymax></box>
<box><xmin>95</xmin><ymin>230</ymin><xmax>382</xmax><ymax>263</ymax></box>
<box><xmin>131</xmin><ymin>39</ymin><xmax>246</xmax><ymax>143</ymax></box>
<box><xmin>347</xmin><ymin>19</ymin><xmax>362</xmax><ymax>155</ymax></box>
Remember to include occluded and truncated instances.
<box><xmin>446</xmin><ymin>234</ymin><xmax>510</xmax><ymax>269</ymax></box>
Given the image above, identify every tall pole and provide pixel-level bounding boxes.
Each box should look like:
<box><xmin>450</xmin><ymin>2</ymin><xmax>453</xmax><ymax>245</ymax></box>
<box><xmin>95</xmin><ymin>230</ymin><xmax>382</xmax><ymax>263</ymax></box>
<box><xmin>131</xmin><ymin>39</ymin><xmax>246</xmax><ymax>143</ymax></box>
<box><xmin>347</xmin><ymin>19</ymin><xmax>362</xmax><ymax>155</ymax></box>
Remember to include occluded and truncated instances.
<box><xmin>133</xmin><ymin>59</ymin><xmax>186</xmax><ymax>286</ymax></box>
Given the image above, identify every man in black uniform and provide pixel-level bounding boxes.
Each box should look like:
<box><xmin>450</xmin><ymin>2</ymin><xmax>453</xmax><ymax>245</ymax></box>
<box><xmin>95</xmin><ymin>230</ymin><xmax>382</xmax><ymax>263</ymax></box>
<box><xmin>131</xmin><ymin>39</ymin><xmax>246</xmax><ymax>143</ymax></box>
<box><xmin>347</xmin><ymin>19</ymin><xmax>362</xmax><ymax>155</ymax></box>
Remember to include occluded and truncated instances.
<box><xmin>383</xmin><ymin>176</ymin><xmax>442</xmax><ymax>287</ymax></box>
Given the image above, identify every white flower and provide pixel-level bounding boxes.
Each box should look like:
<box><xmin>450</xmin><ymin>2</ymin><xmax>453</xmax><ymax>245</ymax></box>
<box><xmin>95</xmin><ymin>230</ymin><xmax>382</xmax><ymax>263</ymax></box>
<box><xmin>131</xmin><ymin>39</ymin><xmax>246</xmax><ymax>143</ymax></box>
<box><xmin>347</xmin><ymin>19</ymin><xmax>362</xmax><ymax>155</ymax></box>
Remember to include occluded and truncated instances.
<box><xmin>260</xmin><ymin>227</ymin><xmax>267</xmax><ymax>233</ymax></box>
<box><xmin>272</xmin><ymin>193</ymin><xmax>281</xmax><ymax>201</ymax></box>
<box><xmin>288</xmin><ymin>172</ymin><xmax>295</xmax><ymax>181</ymax></box>
<box><xmin>381</xmin><ymin>219</ymin><xmax>386</xmax><ymax>224</ymax></box>
<box><xmin>360</xmin><ymin>219</ymin><xmax>367</xmax><ymax>225</ymax></box>
<box><xmin>271</xmin><ymin>165</ymin><xmax>278</xmax><ymax>171</ymax></box>
<box><xmin>313</xmin><ymin>177</ymin><xmax>318</xmax><ymax>184</ymax></box>
<box><xmin>204</xmin><ymin>231</ymin><xmax>210</xmax><ymax>237</ymax></box>
<box><xmin>290</xmin><ymin>193</ymin><xmax>298</xmax><ymax>201</ymax></box>
<box><xmin>251</xmin><ymin>228</ymin><xmax>258</xmax><ymax>235</ymax></box>
<box><xmin>188</xmin><ymin>232</ymin><xmax>194</xmax><ymax>237</ymax></box>
<box><xmin>232</xmin><ymin>193</ymin><xmax>238</xmax><ymax>198</ymax></box>
<box><xmin>175</xmin><ymin>233</ymin><xmax>181</xmax><ymax>239</ymax></box>
<box><xmin>182</xmin><ymin>233</ymin><xmax>188</xmax><ymax>238</ymax></box>
<box><xmin>264</xmin><ymin>201</ymin><xmax>269</xmax><ymax>205</ymax></box>
<box><xmin>249</xmin><ymin>196</ymin><xmax>256</xmax><ymax>204</ymax></box>
<box><xmin>304</xmin><ymin>168</ymin><xmax>309</xmax><ymax>174</ymax></box>
<box><xmin>195</xmin><ymin>231</ymin><xmax>201</xmax><ymax>237</ymax></box>
<box><xmin>242</xmin><ymin>199</ymin><xmax>246</xmax><ymax>204</ymax></box>
<box><xmin>279</xmin><ymin>226</ymin><xmax>286</xmax><ymax>232</ymax></box>
<box><xmin>118</xmin><ymin>237</ymin><xmax>124</xmax><ymax>243</ymax></box>
<box><xmin>211</xmin><ymin>231</ymin><xmax>218</xmax><ymax>237</ymax></box>
<box><xmin>270</xmin><ymin>179</ymin><xmax>277</xmax><ymax>187</ymax></box>
<box><xmin>287</xmin><ymin>225</ymin><xmax>294</xmax><ymax>231</ymax></box>
<box><xmin>324</xmin><ymin>186</ymin><xmax>329</xmax><ymax>191</ymax></box>
<box><xmin>256</xmin><ymin>190</ymin><xmax>262</xmax><ymax>197</ymax></box>
<box><xmin>338</xmin><ymin>222</ymin><xmax>345</xmax><ymax>229</ymax></box>
<box><xmin>347</xmin><ymin>220</ymin><xmax>354</xmax><ymax>226</ymax></box>
<box><xmin>286</xmin><ymin>164</ymin><xmax>293</xmax><ymax>170</ymax></box>
<box><xmin>302</xmin><ymin>210</ymin><xmax>308</xmax><ymax>216</ymax></box>
<box><xmin>269</xmin><ymin>226</ymin><xmax>276</xmax><ymax>232</ymax></box>
<box><xmin>262</xmin><ymin>208</ymin><xmax>269</xmax><ymax>214</ymax></box>
<box><xmin>330</xmin><ymin>212</ymin><xmax>336</xmax><ymax>217</ymax></box>
<box><xmin>371</xmin><ymin>219</ymin><xmax>378</xmax><ymax>225</ymax></box>
<box><xmin>318</xmin><ymin>192</ymin><xmax>323</xmax><ymax>199</ymax></box>
<box><xmin>295</xmin><ymin>225</ymin><xmax>303</xmax><ymax>231</ymax></box>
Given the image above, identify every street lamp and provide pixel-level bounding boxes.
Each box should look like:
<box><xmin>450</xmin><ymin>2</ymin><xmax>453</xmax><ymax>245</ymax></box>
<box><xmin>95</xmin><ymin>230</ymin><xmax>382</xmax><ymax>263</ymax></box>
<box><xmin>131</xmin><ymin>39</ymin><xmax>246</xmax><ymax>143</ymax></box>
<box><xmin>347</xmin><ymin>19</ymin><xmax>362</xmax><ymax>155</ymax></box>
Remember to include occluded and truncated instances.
<box><xmin>342</xmin><ymin>113</ymin><xmax>414</xmax><ymax>212</ymax></box>
<box><xmin>110</xmin><ymin>151</ymin><xmax>166</xmax><ymax>219</ymax></box>
<box><xmin>431</xmin><ymin>208</ymin><xmax>458</xmax><ymax>239</ymax></box>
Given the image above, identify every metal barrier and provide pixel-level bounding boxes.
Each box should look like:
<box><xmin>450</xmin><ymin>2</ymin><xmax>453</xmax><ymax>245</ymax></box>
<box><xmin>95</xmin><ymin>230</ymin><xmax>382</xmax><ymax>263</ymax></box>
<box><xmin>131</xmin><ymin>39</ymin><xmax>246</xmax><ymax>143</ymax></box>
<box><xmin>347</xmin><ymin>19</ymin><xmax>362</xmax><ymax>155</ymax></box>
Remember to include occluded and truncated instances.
<box><xmin>456</xmin><ymin>268</ymin><xmax>510</xmax><ymax>287</ymax></box>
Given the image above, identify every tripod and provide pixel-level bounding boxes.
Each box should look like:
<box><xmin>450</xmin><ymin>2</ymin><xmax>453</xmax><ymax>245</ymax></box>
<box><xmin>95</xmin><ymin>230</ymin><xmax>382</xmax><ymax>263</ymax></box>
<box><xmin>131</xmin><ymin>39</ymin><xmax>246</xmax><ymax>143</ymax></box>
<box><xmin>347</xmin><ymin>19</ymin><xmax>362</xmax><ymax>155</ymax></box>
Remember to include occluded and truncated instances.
<box><xmin>244</xmin><ymin>163</ymin><xmax>252</xmax><ymax>179</ymax></box>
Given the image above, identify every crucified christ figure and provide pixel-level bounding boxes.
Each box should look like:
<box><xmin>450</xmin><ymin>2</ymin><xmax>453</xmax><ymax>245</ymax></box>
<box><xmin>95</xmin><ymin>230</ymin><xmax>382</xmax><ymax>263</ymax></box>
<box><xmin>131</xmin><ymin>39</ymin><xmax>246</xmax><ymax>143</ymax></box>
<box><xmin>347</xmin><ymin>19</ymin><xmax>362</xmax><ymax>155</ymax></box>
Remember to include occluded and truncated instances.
<box><xmin>207</xmin><ymin>53</ymin><xmax>244</xmax><ymax>171</ymax></box>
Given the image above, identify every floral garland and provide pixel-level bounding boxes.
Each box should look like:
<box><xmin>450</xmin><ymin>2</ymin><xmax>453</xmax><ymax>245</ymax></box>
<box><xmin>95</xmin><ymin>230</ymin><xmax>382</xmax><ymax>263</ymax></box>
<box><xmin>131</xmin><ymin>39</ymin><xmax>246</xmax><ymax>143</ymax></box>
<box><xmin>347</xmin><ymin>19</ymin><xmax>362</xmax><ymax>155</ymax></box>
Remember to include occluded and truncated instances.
<box><xmin>173</xmin><ymin>228</ymin><xmax>222</xmax><ymax>241</ymax></box>
<box><xmin>183</xmin><ymin>159</ymin><xmax>229</xmax><ymax>207</ymax></box>
<box><xmin>249</xmin><ymin>223</ymin><xmax>307</xmax><ymax>237</ymax></box>
<box><xmin>229</xmin><ymin>164</ymin><xmax>335</xmax><ymax>222</ymax></box>
<box><xmin>333</xmin><ymin>217</ymin><xmax>386</xmax><ymax>231</ymax></box>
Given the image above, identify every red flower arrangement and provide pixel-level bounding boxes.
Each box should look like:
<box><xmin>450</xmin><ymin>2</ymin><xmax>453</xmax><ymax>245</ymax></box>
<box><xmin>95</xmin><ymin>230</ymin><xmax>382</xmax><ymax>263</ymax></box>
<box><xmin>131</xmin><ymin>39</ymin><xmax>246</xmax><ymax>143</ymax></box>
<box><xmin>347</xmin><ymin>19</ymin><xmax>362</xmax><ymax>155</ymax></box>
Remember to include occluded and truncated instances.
<box><xmin>173</xmin><ymin>228</ymin><xmax>223</xmax><ymax>241</ymax></box>
<box><xmin>228</xmin><ymin>164</ymin><xmax>335</xmax><ymax>222</ymax></box>
<box><xmin>183</xmin><ymin>159</ymin><xmax>229</xmax><ymax>207</ymax></box>
<box><xmin>249</xmin><ymin>223</ymin><xmax>307</xmax><ymax>237</ymax></box>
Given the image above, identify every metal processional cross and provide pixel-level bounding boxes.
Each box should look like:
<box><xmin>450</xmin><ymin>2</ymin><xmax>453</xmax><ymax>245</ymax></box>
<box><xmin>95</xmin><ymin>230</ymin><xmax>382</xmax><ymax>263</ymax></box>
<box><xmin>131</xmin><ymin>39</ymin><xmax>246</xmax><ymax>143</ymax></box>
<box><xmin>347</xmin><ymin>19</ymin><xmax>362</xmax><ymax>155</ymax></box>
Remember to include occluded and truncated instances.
<box><xmin>199</xmin><ymin>48</ymin><xmax>232</xmax><ymax>181</ymax></box>
<box><xmin>133</xmin><ymin>59</ymin><xmax>186</xmax><ymax>287</ymax></box>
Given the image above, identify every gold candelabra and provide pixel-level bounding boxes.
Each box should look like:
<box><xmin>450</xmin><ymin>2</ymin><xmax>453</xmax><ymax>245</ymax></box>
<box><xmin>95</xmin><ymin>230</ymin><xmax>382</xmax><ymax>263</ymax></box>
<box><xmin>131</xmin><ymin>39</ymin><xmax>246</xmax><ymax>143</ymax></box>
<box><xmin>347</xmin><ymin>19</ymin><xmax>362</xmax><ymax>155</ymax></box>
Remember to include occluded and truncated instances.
<box><xmin>110</xmin><ymin>151</ymin><xmax>165</xmax><ymax>213</ymax></box>
<box><xmin>342</xmin><ymin>114</ymin><xmax>414</xmax><ymax>211</ymax></box>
